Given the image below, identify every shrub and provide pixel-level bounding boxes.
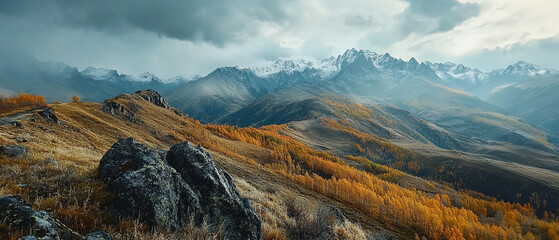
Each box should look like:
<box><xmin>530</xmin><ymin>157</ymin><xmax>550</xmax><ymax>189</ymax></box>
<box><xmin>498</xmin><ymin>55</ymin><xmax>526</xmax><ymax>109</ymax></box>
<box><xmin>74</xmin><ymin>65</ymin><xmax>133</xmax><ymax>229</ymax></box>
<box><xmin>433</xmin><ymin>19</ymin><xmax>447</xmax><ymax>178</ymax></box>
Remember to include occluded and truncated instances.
<box><xmin>71</xmin><ymin>96</ymin><xmax>80</xmax><ymax>103</ymax></box>
<box><xmin>0</xmin><ymin>92</ymin><xmax>47</xmax><ymax>113</ymax></box>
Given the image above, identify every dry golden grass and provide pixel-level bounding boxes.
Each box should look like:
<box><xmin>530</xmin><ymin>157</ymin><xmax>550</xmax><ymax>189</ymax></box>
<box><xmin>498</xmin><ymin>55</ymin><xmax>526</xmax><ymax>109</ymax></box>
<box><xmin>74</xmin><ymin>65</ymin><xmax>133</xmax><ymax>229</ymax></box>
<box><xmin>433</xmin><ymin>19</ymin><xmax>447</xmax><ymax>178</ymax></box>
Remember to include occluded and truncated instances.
<box><xmin>1</xmin><ymin>94</ymin><xmax>369</xmax><ymax>239</ymax></box>
<box><xmin>105</xmin><ymin>218</ymin><xmax>222</xmax><ymax>240</ymax></box>
<box><xmin>0</xmin><ymin>96</ymin><xmax>241</xmax><ymax>237</ymax></box>
<box><xmin>235</xmin><ymin>178</ymin><xmax>367</xmax><ymax>240</ymax></box>
<box><xmin>2</xmin><ymin>93</ymin><xmax>557</xmax><ymax>239</ymax></box>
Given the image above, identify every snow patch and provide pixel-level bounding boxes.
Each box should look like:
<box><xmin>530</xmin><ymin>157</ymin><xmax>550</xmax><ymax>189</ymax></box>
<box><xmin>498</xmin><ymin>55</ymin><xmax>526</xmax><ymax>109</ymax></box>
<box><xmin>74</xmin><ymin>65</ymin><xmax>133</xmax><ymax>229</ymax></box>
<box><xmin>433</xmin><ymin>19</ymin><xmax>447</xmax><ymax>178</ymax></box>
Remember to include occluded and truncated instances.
<box><xmin>81</xmin><ymin>67</ymin><xmax>117</xmax><ymax>81</ymax></box>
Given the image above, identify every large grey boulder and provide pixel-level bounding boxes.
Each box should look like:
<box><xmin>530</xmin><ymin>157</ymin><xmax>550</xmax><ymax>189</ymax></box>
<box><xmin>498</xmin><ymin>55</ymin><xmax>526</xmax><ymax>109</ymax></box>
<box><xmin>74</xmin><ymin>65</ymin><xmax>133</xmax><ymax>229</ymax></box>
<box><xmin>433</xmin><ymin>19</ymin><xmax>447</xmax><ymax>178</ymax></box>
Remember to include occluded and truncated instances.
<box><xmin>0</xmin><ymin>145</ymin><xmax>29</xmax><ymax>158</ymax></box>
<box><xmin>167</xmin><ymin>142</ymin><xmax>262</xmax><ymax>240</ymax></box>
<box><xmin>99</xmin><ymin>138</ymin><xmax>262</xmax><ymax>239</ymax></box>
<box><xmin>98</xmin><ymin>138</ymin><xmax>200</xmax><ymax>231</ymax></box>
<box><xmin>0</xmin><ymin>195</ymin><xmax>82</xmax><ymax>240</ymax></box>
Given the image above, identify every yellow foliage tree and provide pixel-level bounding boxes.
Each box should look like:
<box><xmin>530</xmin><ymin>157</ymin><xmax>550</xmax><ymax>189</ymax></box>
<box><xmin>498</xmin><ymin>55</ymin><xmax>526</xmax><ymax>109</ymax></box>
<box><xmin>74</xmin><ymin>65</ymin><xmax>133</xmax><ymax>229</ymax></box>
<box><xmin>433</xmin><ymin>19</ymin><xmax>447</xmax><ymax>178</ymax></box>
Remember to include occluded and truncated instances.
<box><xmin>71</xmin><ymin>95</ymin><xmax>80</xmax><ymax>103</ymax></box>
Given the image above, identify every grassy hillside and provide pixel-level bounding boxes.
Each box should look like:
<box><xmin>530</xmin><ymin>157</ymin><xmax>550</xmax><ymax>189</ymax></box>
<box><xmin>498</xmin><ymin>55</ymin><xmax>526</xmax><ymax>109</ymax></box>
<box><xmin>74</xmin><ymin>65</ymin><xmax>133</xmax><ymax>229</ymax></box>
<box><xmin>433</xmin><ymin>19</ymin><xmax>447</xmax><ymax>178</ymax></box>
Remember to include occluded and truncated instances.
<box><xmin>1</xmin><ymin>92</ymin><xmax>558</xmax><ymax>239</ymax></box>
<box><xmin>0</xmin><ymin>93</ymin><xmax>389</xmax><ymax>239</ymax></box>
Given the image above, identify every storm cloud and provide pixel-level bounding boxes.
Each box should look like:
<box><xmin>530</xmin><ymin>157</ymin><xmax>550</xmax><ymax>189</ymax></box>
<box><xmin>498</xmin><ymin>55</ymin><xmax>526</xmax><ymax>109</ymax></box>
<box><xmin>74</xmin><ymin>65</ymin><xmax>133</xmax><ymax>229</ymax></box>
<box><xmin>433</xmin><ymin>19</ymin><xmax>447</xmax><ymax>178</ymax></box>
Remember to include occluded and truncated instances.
<box><xmin>0</xmin><ymin>0</ymin><xmax>557</xmax><ymax>77</ymax></box>
<box><xmin>1</xmin><ymin>0</ymin><xmax>290</xmax><ymax>45</ymax></box>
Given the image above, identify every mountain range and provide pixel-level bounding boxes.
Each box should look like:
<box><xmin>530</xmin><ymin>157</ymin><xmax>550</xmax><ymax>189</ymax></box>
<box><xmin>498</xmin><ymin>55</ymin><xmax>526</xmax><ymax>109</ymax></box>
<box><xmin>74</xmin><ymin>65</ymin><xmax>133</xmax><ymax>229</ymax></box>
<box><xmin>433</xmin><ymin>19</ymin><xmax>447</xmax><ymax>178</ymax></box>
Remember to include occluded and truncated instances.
<box><xmin>3</xmin><ymin>49</ymin><xmax>556</xmax><ymax>136</ymax></box>
<box><xmin>2</xmin><ymin>49</ymin><xmax>559</xmax><ymax>216</ymax></box>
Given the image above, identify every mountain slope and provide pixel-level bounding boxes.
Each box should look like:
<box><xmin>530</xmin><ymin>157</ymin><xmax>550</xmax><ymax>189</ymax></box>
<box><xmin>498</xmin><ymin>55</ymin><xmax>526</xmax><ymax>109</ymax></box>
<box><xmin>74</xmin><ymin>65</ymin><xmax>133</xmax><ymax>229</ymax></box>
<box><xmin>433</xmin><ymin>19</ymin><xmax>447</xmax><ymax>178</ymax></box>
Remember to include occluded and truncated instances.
<box><xmin>166</xmin><ymin>65</ymin><xmax>328</xmax><ymax>123</ymax></box>
<box><xmin>488</xmin><ymin>74</ymin><xmax>559</xmax><ymax>138</ymax></box>
<box><xmin>0</xmin><ymin>91</ymin><xmax>402</xmax><ymax>239</ymax></box>
<box><xmin>222</xmin><ymin>85</ymin><xmax>465</xmax><ymax>150</ymax></box>
<box><xmin>2</xmin><ymin>89</ymin><xmax>559</xmax><ymax>239</ymax></box>
<box><xmin>167</xmin><ymin>67</ymin><xmax>275</xmax><ymax>122</ymax></box>
<box><xmin>221</xmin><ymin>85</ymin><xmax>559</xmax><ymax>216</ymax></box>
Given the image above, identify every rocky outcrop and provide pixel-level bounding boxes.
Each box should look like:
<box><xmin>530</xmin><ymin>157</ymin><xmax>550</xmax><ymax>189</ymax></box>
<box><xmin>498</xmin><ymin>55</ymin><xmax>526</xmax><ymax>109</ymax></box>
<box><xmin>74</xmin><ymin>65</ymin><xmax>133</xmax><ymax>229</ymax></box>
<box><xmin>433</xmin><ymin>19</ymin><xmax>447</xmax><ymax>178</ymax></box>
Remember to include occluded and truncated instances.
<box><xmin>98</xmin><ymin>138</ymin><xmax>200</xmax><ymax>231</ymax></box>
<box><xmin>99</xmin><ymin>138</ymin><xmax>262</xmax><ymax>239</ymax></box>
<box><xmin>134</xmin><ymin>89</ymin><xmax>182</xmax><ymax>115</ymax></box>
<box><xmin>0</xmin><ymin>195</ymin><xmax>82</xmax><ymax>240</ymax></box>
<box><xmin>0</xmin><ymin>145</ymin><xmax>29</xmax><ymax>158</ymax></box>
<box><xmin>134</xmin><ymin>89</ymin><xmax>171</xmax><ymax>109</ymax></box>
<box><xmin>37</xmin><ymin>108</ymin><xmax>59</xmax><ymax>124</ymax></box>
<box><xmin>101</xmin><ymin>101</ymin><xmax>141</xmax><ymax>123</ymax></box>
<box><xmin>100</xmin><ymin>101</ymin><xmax>128</xmax><ymax>116</ymax></box>
<box><xmin>167</xmin><ymin>142</ymin><xmax>262</xmax><ymax>240</ymax></box>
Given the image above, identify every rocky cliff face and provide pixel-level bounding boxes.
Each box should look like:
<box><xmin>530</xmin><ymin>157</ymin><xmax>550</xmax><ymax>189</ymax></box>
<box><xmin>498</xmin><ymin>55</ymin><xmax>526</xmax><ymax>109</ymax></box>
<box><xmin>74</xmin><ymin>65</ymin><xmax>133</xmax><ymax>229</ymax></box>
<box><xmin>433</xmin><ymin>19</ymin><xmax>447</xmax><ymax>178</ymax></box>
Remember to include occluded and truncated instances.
<box><xmin>99</xmin><ymin>138</ymin><xmax>262</xmax><ymax>239</ymax></box>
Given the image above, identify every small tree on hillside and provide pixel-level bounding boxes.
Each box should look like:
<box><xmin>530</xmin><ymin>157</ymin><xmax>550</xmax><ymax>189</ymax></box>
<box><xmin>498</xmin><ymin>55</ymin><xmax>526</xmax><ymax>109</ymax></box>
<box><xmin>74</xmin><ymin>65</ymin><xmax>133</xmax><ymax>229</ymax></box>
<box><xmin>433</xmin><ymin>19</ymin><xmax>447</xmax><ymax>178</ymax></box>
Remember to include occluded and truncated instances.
<box><xmin>71</xmin><ymin>96</ymin><xmax>80</xmax><ymax>103</ymax></box>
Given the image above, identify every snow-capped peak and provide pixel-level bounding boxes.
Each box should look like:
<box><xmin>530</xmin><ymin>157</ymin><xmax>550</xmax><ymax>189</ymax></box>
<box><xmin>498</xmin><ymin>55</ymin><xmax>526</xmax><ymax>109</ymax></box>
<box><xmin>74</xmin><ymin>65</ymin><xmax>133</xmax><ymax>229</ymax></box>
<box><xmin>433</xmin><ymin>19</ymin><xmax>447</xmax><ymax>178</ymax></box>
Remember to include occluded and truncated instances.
<box><xmin>251</xmin><ymin>59</ymin><xmax>317</xmax><ymax>77</ymax></box>
<box><xmin>246</xmin><ymin>50</ymin><xmax>557</xmax><ymax>88</ymax></box>
<box><xmin>424</xmin><ymin>61</ymin><xmax>486</xmax><ymax>84</ymax></box>
<box><xmin>168</xmin><ymin>74</ymin><xmax>200</xmax><ymax>83</ymax></box>
<box><xmin>135</xmin><ymin>72</ymin><xmax>199</xmax><ymax>83</ymax></box>
<box><xmin>81</xmin><ymin>67</ymin><xmax>118</xmax><ymax>81</ymax></box>
<box><xmin>336</xmin><ymin>49</ymin><xmax>385</xmax><ymax>68</ymax></box>
<box><xmin>250</xmin><ymin>56</ymin><xmax>341</xmax><ymax>78</ymax></box>
<box><xmin>137</xmin><ymin>72</ymin><xmax>160</xmax><ymax>82</ymax></box>
<box><xmin>250</xmin><ymin>49</ymin><xmax>423</xmax><ymax>80</ymax></box>
<box><xmin>503</xmin><ymin>61</ymin><xmax>548</xmax><ymax>76</ymax></box>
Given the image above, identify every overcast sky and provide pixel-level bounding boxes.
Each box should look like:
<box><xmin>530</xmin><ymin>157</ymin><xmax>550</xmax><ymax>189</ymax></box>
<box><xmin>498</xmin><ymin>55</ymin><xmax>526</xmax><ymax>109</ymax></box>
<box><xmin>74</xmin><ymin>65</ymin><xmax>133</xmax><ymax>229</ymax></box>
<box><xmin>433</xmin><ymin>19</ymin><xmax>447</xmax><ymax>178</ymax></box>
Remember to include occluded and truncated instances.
<box><xmin>1</xmin><ymin>0</ymin><xmax>558</xmax><ymax>78</ymax></box>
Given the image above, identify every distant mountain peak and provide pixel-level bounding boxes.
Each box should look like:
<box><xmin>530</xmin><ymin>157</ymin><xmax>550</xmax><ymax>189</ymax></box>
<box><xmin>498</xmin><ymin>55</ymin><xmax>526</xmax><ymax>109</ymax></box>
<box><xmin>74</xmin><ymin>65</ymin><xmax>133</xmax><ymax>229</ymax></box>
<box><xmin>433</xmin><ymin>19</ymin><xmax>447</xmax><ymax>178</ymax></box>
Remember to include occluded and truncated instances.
<box><xmin>406</xmin><ymin>57</ymin><xmax>419</xmax><ymax>70</ymax></box>
<box><xmin>425</xmin><ymin>61</ymin><xmax>486</xmax><ymax>84</ymax></box>
<box><xmin>251</xmin><ymin>59</ymin><xmax>317</xmax><ymax>77</ymax></box>
<box><xmin>209</xmin><ymin>66</ymin><xmax>259</xmax><ymax>80</ymax></box>
<box><xmin>497</xmin><ymin>61</ymin><xmax>549</xmax><ymax>77</ymax></box>
<box><xmin>137</xmin><ymin>72</ymin><xmax>161</xmax><ymax>82</ymax></box>
<box><xmin>81</xmin><ymin>67</ymin><xmax>119</xmax><ymax>80</ymax></box>
<box><xmin>237</xmin><ymin>49</ymin><xmax>557</xmax><ymax>93</ymax></box>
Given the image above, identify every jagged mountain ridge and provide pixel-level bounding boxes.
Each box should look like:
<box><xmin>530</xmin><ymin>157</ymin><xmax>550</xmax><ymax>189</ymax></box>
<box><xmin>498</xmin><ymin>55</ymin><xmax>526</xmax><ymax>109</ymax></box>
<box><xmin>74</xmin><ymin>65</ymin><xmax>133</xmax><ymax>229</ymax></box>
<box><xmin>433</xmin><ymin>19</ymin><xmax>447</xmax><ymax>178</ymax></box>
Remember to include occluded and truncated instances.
<box><xmin>251</xmin><ymin>49</ymin><xmax>557</xmax><ymax>94</ymax></box>
<box><xmin>3</xmin><ymin>48</ymin><xmax>555</xmax><ymax>103</ymax></box>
